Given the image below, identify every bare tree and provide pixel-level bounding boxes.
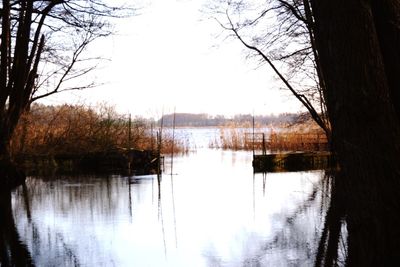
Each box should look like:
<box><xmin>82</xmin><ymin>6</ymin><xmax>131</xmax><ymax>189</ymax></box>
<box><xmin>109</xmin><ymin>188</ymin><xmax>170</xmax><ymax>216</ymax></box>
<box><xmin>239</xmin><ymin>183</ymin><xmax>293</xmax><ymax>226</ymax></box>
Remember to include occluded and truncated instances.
<box><xmin>212</xmin><ymin>0</ymin><xmax>400</xmax><ymax>265</ymax></box>
<box><xmin>0</xmin><ymin>0</ymin><xmax>132</xmax><ymax>186</ymax></box>
<box><xmin>207</xmin><ymin>0</ymin><xmax>331</xmax><ymax>140</ymax></box>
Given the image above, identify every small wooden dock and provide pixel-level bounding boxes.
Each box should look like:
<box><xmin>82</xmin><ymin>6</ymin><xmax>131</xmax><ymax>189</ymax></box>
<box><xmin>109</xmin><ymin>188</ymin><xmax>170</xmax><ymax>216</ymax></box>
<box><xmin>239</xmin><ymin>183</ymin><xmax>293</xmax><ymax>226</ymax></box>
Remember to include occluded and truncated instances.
<box><xmin>253</xmin><ymin>151</ymin><xmax>334</xmax><ymax>172</ymax></box>
<box><xmin>248</xmin><ymin>123</ymin><xmax>333</xmax><ymax>172</ymax></box>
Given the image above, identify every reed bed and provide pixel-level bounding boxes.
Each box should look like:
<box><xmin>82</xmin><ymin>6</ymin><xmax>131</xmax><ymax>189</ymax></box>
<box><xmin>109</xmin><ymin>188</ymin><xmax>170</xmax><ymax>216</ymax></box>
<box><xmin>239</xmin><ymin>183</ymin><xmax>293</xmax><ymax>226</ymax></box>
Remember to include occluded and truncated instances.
<box><xmin>209</xmin><ymin>127</ymin><xmax>251</xmax><ymax>150</ymax></box>
<box><xmin>161</xmin><ymin>131</ymin><xmax>190</xmax><ymax>155</ymax></box>
<box><xmin>10</xmin><ymin>104</ymin><xmax>189</xmax><ymax>157</ymax></box>
<box><xmin>269</xmin><ymin>130</ymin><xmax>328</xmax><ymax>152</ymax></box>
<box><xmin>210</xmin><ymin>122</ymin><xmax>328</xmax><ymax>152</ymax></box>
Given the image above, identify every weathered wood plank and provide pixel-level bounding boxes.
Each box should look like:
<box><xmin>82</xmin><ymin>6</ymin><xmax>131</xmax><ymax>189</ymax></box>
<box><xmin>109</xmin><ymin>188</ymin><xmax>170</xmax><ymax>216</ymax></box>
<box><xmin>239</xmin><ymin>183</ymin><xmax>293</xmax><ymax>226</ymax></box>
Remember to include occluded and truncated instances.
<box><xmin>252</xmin><ymin>152</ymin><xmax>334</xmax><ymax>172</ymax></box>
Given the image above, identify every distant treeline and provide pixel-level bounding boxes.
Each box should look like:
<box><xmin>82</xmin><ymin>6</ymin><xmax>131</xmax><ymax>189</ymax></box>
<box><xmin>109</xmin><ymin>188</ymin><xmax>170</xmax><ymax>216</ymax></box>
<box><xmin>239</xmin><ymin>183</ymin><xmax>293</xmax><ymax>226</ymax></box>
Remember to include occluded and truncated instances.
<box><xmin>158</xmin><ymin>113</ymin><xmax>301</xmax><ymax>127</ymax></box>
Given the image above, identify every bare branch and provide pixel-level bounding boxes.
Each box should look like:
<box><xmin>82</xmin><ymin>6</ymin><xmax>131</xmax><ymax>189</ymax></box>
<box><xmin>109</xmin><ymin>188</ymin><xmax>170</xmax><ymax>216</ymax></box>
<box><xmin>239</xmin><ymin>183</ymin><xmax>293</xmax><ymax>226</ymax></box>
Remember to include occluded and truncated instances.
<box><xmin>225</xmin><ymin>11</ymin><xmax>329</xmax><ymax>135</ymax></box>
<box><xmin>0</xmin><ymin>0</ymin><xmax>133</xmax><ymax>156</ymax></box>
<box><xmin>276</xmin><ymin>0</ymin><xmax>306</xmax><ymax>23</ymax></box>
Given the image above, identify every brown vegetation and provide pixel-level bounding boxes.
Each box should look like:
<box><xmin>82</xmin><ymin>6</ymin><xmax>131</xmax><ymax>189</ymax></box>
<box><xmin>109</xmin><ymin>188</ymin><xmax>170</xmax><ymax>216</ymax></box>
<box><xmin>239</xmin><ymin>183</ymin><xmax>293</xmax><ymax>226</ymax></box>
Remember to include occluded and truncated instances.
<box><xmin>209</xmin><ymin>127</ymin><xmax>249</xmax><ymax>150</ymax></box>
<box><xmin>210</xmin><ymin>120</ymin><xmax>328</xmax><ymax>152</ymax></box>
<box><xmin>268</xmin><ymin>122</ymin><xmax>328</xmax><ymax>152</ymax></box>
<box><xmin>10</xmin><ymin>104</ymin><xmax>187</xmax><ymax>158</ymax></box>
<box><xmin>162</xmin><ymin>132</ymin><xmax>190</xmax><ymax>155</ymax></box>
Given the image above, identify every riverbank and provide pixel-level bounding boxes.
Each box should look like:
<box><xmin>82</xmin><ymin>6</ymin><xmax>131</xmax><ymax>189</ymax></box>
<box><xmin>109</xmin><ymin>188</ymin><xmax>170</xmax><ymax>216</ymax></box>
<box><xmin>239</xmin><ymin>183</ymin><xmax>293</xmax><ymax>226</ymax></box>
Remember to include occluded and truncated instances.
<box><xmin>14</xmin><ymin>149</ymin><xmax>162</xmax><ymax>176</ymax></box>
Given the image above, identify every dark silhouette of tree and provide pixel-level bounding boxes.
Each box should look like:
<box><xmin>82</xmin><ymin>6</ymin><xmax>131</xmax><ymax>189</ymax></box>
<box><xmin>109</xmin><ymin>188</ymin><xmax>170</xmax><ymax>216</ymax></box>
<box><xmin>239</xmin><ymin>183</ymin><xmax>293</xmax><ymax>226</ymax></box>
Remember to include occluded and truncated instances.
<box><xmin>0</xmin><ymin>0</ymin><xmax>131</xmax><ymax>189</ymax></box>
<box><xmin>310</xmin><ymin>1</ymin><xmax>400</xmax><ymax>265</ymax></box>
<box><xmin>211</xmin><ymin>0</ymin><xmax>400</xmax><ymax>265</ymax></box>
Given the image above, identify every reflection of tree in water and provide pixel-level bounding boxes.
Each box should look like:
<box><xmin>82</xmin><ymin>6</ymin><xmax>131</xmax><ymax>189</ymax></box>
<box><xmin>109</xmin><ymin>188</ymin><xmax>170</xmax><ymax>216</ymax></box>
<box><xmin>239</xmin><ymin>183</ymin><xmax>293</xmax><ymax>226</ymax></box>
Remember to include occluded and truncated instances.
<box><xmin>259</xmin><ymin>172</ymin><xmax>334</xmax><ymax>266</ymax></box>
<box><xmin>10</xmin><ymin>174</ymin><xmax>124</xmax><ymax>266</ymax></box>
<box><xmin>0</xmin><ymin>190</ymin><xmax>34</xmax><ymax>266</ymax></box>
<box><xmin>4</xmin><ymin>171</ymin><xmax>360</xmax><ymax>266</ymax></box>
<box><xmin>4</xmin><ymin>178</ymin><xmax>84</xmax><ymax>267</ymax></box>
<box><xmin>201</xmin><ymin>171</ymin><xmax>333</xmax><ymax>267</ymax></box>
<box><xmin>315</xmin><ymin>172</ymin><xmax>347</xmax><ymax>266</ymax></box>
<box><xmin>250</xmin><ymin>171</ymin><xmax>348</xmax><ymax>267</ymax></box>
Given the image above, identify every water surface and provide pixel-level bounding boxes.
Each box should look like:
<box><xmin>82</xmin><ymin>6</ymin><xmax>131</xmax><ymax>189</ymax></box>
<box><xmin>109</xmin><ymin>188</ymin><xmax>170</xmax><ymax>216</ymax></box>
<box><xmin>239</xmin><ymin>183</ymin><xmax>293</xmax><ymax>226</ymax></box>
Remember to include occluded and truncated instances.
<box><xmin>8</xmin><ymin>129</ymin><xmax>327</xmax><ymax>266</ymax></box>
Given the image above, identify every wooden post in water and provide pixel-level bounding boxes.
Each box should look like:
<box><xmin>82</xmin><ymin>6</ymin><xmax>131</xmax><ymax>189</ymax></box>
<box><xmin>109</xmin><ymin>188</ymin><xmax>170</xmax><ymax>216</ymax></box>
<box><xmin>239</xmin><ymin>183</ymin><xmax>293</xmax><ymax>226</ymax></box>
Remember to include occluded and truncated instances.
<box><xmin>128</xmin><ymin>114</ymin><xmax>132</xmax><ymax>150</ymax></box>
<box><xmin>171</xmin><ymin>109</ymin><xmax>176</xmax><ymax>175</ymax></box>
<box><xmin>150</xmin><ymin>123</ymin><xmax>154</xmax><ymax>151</ymax></box>
<box><xmin>156</xmin><ymin>113</ymin><xmax>164</xmax><ymax>176</ymax></box>
<box><xmin>262</xmin><ymin>133</ymin><xmax>266</xmax><ymax>155</ymax></box>
<box><xmin>127</xmin><ymin>114</ymin><xmax>132</xmax><ymax>171</ymax></box>
<box><xmin>160</xmin><ymin>111</ymin><xmax>164</xmax><ymax>138</ymax></box>
<box><xmin>157</xmin><ymin>131</ymin><xmax>161</xmax><ymax>176</ymax></box>
<box><xmin>252</xmin><ymin>114</ymin><xmax>255</xmax><ymax>158</ymax></box>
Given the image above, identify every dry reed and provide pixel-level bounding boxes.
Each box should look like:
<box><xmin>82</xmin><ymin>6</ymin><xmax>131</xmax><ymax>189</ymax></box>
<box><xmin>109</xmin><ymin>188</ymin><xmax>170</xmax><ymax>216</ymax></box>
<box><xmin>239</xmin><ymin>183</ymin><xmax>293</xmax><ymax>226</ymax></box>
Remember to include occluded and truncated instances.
<box><xmin>10</xmin><ymin>104</ymin><xmax>189</xmax><ymax>157</ymax></box>
<box><xmin>210</xmin><ymin>121</ymin><xmax>328</xmax><ymax>152</ymax></box>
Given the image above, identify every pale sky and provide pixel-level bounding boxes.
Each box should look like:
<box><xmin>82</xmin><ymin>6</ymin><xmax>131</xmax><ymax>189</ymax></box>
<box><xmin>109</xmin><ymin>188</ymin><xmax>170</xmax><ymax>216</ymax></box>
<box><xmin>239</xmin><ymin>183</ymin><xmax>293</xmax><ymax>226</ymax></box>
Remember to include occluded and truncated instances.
<box><xmin>41</xmin><ymin>0</ymin><xmax>303</xmax><ymax>118</ymax></box>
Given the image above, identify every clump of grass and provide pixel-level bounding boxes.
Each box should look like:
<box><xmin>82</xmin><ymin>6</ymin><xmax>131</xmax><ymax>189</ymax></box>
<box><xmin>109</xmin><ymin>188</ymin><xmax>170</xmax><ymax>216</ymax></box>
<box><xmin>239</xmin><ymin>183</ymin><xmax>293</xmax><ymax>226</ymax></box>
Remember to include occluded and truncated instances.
<box><xmin>209</xmin><ymin>126</ymin><xmax>264</xmax><ymax>151</ymax></box>
<box><xmin>218</xmin><ymin>127</ymin><xmax>245</xmax><ymax>150</ymax></box>
<box><xmin>161</xmin><ymin>131</ymin><xmax>190</xmax><ymax>155</ymax></box>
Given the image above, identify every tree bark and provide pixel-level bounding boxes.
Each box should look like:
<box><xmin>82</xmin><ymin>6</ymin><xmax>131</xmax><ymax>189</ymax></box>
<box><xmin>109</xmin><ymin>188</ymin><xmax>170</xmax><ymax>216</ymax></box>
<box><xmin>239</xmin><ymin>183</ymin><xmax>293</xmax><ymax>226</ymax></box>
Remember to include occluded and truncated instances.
<box><xmin>310</xmin><ymin>0</ymin><xmax>400</xmax><ymax>265</ymax></box>
<box><xmin>0</xmin><ymin>124</ymin><xmax>25</xmax><ymax>190</ymax></box>
<box><xmin>371</xmin><ymin>0</ymin><xmax>400</xmax><ymax>122</ymax></box>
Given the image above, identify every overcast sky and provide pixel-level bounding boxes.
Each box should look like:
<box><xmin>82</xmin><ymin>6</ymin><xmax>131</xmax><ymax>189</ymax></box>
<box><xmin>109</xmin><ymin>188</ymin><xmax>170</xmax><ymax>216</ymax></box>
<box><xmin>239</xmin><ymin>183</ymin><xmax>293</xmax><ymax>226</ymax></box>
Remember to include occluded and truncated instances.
<box><xmin>41</xmin><ymin>0</ymin><xmax>303</xmax><ymax>118</ymax></box>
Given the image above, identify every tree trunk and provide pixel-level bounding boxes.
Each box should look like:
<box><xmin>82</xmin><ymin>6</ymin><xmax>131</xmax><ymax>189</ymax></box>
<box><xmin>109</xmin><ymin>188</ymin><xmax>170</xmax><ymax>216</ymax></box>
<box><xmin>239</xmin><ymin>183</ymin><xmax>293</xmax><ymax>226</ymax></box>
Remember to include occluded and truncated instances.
<box><xmin>310</xmin><ymin>0</ymin><xmax>400</xmax><ymax>265</ymax></box>
<box><xmin>0</xmin><ymin>124</ymin><xmax>25</xmax><ymax>190</ymax></box>
<box><xmin>371</xmin><ymin>0</ymin><xmax>400</xmax><ymax>122</ymax></box>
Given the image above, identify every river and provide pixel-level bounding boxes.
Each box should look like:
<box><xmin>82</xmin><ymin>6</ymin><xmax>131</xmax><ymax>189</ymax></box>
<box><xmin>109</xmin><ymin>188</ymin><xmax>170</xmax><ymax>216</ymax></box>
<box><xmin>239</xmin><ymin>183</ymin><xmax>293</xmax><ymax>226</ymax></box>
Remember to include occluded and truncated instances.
<box><xmin>5</xmin><ymin>128</ymin><xmax>328</xmax><ymax>266</ymax></box>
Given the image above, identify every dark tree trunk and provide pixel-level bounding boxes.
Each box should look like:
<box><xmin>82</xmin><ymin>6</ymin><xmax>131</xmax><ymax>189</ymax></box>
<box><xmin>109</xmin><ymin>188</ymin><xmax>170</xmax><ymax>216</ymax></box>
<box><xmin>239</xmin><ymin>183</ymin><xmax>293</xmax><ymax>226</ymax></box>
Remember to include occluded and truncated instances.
<box><xmin>371</xmin><ymin>0</ymin><xmax>400</xmax><ymax>122</ymax></box>
<box><xmin>0</xmin><ymin>126</ymin><xmax>26</xmax><ymax>190</ymax></box>
<box><xmin>310</xmin><ymin>0</ymin><xmax>400</xmax><ymax>265</ymax></box>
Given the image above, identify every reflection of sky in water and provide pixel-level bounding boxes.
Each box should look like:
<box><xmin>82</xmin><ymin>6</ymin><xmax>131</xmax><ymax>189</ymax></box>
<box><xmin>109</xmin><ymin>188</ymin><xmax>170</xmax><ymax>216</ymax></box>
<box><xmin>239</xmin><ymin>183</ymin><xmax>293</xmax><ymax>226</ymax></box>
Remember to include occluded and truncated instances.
<box><xmin>11</xmin><ymin>129</ymin><xmax>327</xmax><ymax>266</ymax></box>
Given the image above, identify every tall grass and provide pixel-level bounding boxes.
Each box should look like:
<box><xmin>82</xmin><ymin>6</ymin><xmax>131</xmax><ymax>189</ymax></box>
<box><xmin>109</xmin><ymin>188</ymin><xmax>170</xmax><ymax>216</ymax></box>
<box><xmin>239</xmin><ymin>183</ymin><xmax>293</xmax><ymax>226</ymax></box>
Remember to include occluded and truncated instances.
<box><xmin>161</xmin><ymin>131</ymin><xmax>190</xmax><ymax>155</ymax></box>
<box><xmin>209</xmin><ymin>127</ymin><xmax>249</xmax><ymax>150</ymax></box>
